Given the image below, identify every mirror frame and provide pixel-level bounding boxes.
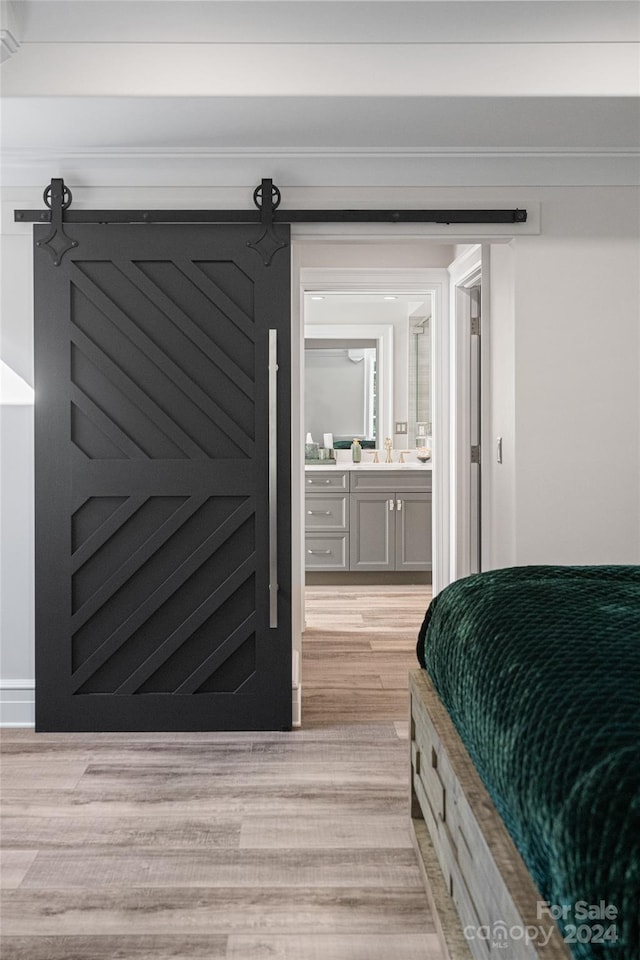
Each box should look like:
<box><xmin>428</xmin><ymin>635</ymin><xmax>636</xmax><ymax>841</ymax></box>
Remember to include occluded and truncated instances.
<box><xmin>303</xmin><ymin>323</ymin><xmax>394</xmax><ymax>446</ymax></box>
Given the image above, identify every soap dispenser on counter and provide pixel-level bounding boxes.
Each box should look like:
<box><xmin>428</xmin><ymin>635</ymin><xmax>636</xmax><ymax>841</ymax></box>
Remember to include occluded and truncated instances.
<box><xmin>351</xmin><ymin>439</ymin><xmax>362</xmax><ymax>463</ymax></box>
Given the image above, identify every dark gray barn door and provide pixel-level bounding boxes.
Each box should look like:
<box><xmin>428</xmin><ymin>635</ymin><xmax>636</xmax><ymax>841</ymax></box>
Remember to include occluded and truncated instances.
<box><xmin>34</xmin><ymin>223</ymin><xmax>291</xmax><ymax>731</ymax></box>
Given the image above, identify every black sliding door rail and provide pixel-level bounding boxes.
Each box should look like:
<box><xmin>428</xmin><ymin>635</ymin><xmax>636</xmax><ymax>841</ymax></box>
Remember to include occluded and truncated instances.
<box><xmin>15</xmin><ymin>178</ymin><xmax>528</xmax><ymax>226</ymax></box>
<box><xmin>16</xmin><ymin>208</ymin><xmax>527</xmax><ymax>224</ymax></box>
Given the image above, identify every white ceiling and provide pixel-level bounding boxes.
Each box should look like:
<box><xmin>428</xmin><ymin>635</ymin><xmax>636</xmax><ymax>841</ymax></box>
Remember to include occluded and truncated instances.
<box><xmin>1</xmin><ymin>1</ymin><xmax>638</xmax><ymax>187</ymax></box>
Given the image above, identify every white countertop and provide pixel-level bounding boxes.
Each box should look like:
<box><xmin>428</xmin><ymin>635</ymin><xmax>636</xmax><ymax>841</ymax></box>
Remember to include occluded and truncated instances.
<box><xmin>305</xmin><ymin>461</ymin><xmax>432</xmax><ymax>471</ymax></box>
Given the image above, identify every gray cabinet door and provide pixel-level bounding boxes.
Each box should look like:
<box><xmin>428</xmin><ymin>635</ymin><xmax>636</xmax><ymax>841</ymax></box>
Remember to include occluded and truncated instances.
<box><xmin>395</xmin><ymin>493</ymin><xmax>432</xmax><ymax>571</ymax></box>
<box><xmin>349</xmin><ymin>493</ymin><xmax>394</xmax><ymax>571</ymax></box>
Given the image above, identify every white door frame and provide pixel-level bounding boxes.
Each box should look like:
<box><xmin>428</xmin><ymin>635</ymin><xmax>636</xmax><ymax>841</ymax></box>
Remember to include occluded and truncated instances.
<box><xmin>449</xmin><ymin>245</ymin><xmax>483</xmax><ymax>581</ymax></box>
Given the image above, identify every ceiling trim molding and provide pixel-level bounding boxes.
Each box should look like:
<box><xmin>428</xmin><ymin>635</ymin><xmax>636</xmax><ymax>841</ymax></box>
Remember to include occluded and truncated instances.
<box><xmin>3</xmin><ymin>147</ymin><xmax>638</xmax><ymax>162</ymax></box>
<box><xmin>2</xmin><ymin>154</ymin><xmax>637</xmax><ymax>190</ymax></box>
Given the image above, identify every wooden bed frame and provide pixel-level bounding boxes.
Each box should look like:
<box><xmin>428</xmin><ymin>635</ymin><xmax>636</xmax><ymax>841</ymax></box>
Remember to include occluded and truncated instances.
<box><xmin>409</xmin><ymin>669</ymin><xmax>572</xmax><ymax>960</ymax></box>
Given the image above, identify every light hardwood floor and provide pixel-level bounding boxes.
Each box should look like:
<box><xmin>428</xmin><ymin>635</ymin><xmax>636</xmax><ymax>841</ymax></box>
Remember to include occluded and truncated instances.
<box><xmin>302</xmin><ymin>584</ymin><xmax>433</xmax><ymax>726</ymax></box>
<box><xmin>1</xmin><ymin>585</ymin><xmax>440</xmax><ymax>960</ymax></box>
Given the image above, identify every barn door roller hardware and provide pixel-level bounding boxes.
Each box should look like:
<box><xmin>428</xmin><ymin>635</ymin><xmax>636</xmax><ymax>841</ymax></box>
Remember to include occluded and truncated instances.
<box><xmin>16</xmin><ymin>177</ymin><xmax>528</xmax><ymax>265</ymax></box>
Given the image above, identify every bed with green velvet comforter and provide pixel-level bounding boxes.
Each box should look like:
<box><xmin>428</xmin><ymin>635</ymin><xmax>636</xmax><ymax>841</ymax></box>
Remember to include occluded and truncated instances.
<box><xmin>416</xmin><ymin>565</ymin><xmax>640</xmax><ymax>960</ymax></box>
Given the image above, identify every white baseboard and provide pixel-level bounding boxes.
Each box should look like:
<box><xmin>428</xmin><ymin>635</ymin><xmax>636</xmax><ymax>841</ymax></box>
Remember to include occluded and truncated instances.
<box><xmin>292</xmin><ymin>684</ymin><xmax>302</xmax><ymax>728</ymax></box>
<box><xmin>0</xmin><ymin>680</ymin><xmax>35</xmax><ymax>727</ymax></box>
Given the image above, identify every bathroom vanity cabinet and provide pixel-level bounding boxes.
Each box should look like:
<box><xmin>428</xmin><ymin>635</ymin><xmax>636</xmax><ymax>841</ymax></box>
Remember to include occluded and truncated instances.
<box><xmin>304</xmin><ymin>470</ymin><xmax>350</xmax><ymax>571</ymax></box>
<box><xmin>305</xmin><ymin>468</ymin><xmax>432</xmax><ymax>573</ymax></box>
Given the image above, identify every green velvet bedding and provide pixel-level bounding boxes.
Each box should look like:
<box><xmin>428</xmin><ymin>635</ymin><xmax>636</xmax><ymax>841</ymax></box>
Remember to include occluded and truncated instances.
<box><xmin>416</xmin><ymin>565</ymin><xmax>640</xmax><ymax>960</ymax></box>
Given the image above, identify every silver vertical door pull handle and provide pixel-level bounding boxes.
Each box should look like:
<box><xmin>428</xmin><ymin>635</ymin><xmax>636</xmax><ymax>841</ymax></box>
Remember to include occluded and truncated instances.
<box><xmin>397</xmin><ymin>499</ymin><xmax>402</xmax><ymax>511</ymax></box>
<box><xmin>389</xmin><ymin>499</ymin><xmax>395</xmax><ymax>511</ymax></box>
<box><xmin>269</xmin><ymin>329</ymin><xmax>278</xmax><ymax>628</ymax></box>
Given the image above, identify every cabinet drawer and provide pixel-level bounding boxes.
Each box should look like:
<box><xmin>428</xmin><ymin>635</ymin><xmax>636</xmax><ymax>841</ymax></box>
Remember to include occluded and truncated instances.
<box><xmin>350</xmin><ymin>470</ymin><xmax>432</xmax><ymax>493</ymax></box>
<box><xmin>305</xmin><ymin>494</ymin><xmax>349</xmax><ymax>532</ymax></box>
<box><xmin>305</xmin><ymin>535</ymin><xmax>348</xmax><ymax>571</ymax></box>
<box><xmin>305</xmin><ymin>471</ymin><xmax>348</xmax><ymax>491</ymax></box>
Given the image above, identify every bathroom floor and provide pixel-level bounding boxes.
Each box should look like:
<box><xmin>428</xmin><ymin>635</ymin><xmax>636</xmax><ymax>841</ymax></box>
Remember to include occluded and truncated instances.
<box><xmin>302</xmin><ymin>583</ymin><xmax>433</xmax><ymax>726</ymax></box>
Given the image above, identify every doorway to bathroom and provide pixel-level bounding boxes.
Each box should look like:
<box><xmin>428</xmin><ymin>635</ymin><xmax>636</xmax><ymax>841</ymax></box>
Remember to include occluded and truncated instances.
<box><xmin>302</xmin><ymin>288</ymin><xmax>434</xmax><ymax>588</ymax></box>
<box><xmin>301</xmin><ymin>289</ymin><xmax>434</xmax><ymax>725</ymax></box>
<box><xmin>293</xmin><ymin>242</ymin><xmax>485</xmax><ymax>725</ymax></box>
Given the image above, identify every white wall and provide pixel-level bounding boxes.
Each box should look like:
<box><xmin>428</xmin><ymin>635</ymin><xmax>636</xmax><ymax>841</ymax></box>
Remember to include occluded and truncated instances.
<box><xmin>511</xmin><ymin>190</ymin><xmax>640</xmax><ymax>565</ymax></box>
<box><xmin>0</xmin><ymin>222</ymin><xmax>36</xmax><ymax>724</ymax></box>
<box><xmin>487</xmin><ymin>242</ymin><xmax>517</xmax><ymax>569</ymax></box>
<box><xmin>484</xmin><ymin>188</ymin><xmax>640</xmax><ymax>569</ymax></box>
<box><xmin>0</xmin><ymin>404</ymin><xmax>34</xmax><ymax>723</ymax></box>
<box><xmin>1</xmin><ymin>183</ymin><xmax>639</xmax><ymax>725</ymax></box>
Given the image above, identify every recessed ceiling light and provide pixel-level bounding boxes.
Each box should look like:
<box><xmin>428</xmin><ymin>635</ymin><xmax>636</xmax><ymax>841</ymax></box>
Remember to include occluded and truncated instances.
<box><xmin>310</xmin><ymin>296</ymin><xmax>325</xmax><ymax>301</ymax></box>
<box><xmin>383</xmin><ymin>296</ymin><xmax>398</xmax><ymax>301</ymax></box>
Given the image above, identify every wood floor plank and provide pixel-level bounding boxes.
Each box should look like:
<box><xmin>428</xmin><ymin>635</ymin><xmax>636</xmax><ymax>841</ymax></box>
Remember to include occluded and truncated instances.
<box><xmin>248</xmin><ymin>739</ymin><xmax>404</xmax><ymax>760</ymax></box>
<box><xmin>0</xmin><ymin>850</ymin><xmax>38</xmax><ymax>887</ymax></box>
<box><xmin>0</xmin><ymin>762</ymin><xmax>88</xmax><ymax>791</ymax></box>
<box><xmin>369</xmin><ymin>639</ymin><xmax>421</xmax><ymax>651</ymax></box>
<box><xmin>226</xmin><ymin>933</ymin><xmax>443</xmax><ymax>960</ymax></box>
<box><xmin>305</xmin><ymin>614</ymin><xmax>365</xmax><ymax>626</ymax></box>
<box><xmin>0</xmin><ymin>724</ymin><xmax>399</xmax><ymax>748</ymax></box>
<box><xmin>1</xmin><ymin>816</ymin><xmax>242</xmax><ymax>849</ymax></box>
<box><xmin>1</xmin><ymin>887</ymin><xmax>435</xmax><ymax>936</ymax></box>
<box><xmin>20</xmin><ymin>848</ymin><xmax>424</xmax><ymax>889</ymax></box>
<box><xmin>239</xmin><ymin>815</ymin><xmax>412</xmax><ymax>849</ymax></box>
<box><xmin>301</xmin><ymin>673</ymin><xmax>384</xmax><ymax>689</ymax></box>
<box><xmin>2</xmin><ymin>731</ymin><xmax>291</xmax><ymax>746</ymax></box>
<box><xmin>74</xmin><ymin>761</ymin><xmax>406</xmax><ymax>792</ymax></box>
<box><xmin>307</xmin><ymin>625</ymin><xmax>420</xmax><ymax>637</ymax></box>
<box><xmin>302</xmin><ymin>649</ymin><xmax>413</xmax><ymax>664</ymax></box>
<box><xmin>0</xmin><ymin>936</ymin><xmax>227</xmax><ymax>960</ymax></box>
<box><xmin>0</xmin><ymin>746</ymin><xmax>254</xmax><ymax>770</ymax></box>
<box><xmin>0</xmin><ymin>729</ymin><xmax>37</xmax><ymax>741</ymax></box>
<box><xmin>299</xmin><ymin>637</ymin><xmax>372</xmax><ymax>650</ymax></box>
<box><xmin>1</xmin><ymin>783</ymin><xmax>407</xmax><ymax>819</ymax></box>
<box><xmin>4</xmin><ymin>736</ymin><xmax>406</xmax><ymax>768</ymax></box>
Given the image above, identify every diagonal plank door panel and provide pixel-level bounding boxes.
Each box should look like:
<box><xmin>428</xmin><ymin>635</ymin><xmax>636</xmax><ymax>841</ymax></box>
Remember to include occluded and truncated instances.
<box><xmin>34</xmin><ymin>223</ymin><xmax>291</xmax><ymax>730</ymax></box>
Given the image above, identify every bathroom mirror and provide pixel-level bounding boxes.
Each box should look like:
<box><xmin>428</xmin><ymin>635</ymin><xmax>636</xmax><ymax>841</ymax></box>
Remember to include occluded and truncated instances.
<box><xmin>305</xmin><ymin>339</ymin><xmax>377</xmax><ymax>442</ymax></box>
<box><xmin>303</xmin><ymin>324</ymin><xmax>394</xmax><ymax>447</ymax></box>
